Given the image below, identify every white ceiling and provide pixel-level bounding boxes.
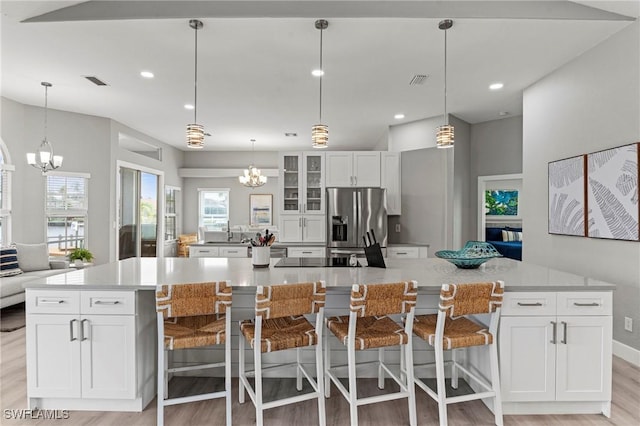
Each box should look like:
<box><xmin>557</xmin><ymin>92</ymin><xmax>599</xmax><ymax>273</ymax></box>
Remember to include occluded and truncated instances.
<box><xmin>1</xmin><ymin>1</ymin><xmax>637</xmax><ymax>152</ymax></box>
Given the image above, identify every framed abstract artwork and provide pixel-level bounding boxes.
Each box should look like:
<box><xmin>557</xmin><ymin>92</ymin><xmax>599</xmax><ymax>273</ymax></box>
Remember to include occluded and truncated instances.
<box><xmin>548</xmin><ymin>155</ymin><xmax>586</xmax><ymax>236</ymax></box>
<box><xmin>249</xmin><ymin>194</ymin><xmax>273</xmax><ymax>227</ymax></box>
<box><xmin>586</xmin><ymin>143</ymin><xmax>639</xmax><ymax>241</ymax></box>
<box><xmin>485</xmin><ymin>190</ymin><xmax>519</xmax><ymax>218</ymax></box>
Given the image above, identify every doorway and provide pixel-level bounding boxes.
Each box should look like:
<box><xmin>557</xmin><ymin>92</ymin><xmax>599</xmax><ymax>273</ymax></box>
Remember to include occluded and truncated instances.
<box><xmin>118</xmin><ymin>163</ymin><xmax>162</xmax><ymax>260</ymax></box>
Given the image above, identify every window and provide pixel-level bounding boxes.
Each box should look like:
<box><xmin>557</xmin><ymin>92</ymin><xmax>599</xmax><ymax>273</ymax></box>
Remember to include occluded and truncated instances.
<box><xmin>46</xmin><ymin>172</ymin><xmax>90</xmax><ymax>256</ymax></box>
<box><xmin>198</xmin><ymin>188</ymin><xmax>229</xmax><ymax>231</ymax></box>
<box><xmin>164</xmin><ymin>186</ymin><xmax>180</xmax><ymax>241</ymax></box>
<box><xmin>0</xmin><ymin>149</ymin><xmax>13</xmax><ymax>246</ymax></box>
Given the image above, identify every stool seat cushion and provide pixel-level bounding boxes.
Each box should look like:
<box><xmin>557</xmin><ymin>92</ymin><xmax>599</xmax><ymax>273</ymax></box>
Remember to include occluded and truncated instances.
<box><xmin>327</xmin><ymin>315</ymin><xmax>408</xmax><ymax>351</ymax></box>
<box><xmin>240</xmin><ymin>315</ymin><xmax>318</xmax><ymax>353</ymax></box>
<box><xmin>413</xmin><ymin>314</ymin><xmax>493</xmax><ymax>350</ymax></box>
<box><xmin>163</xmin><ymin>314</ymin><xmax>226</xmax><ymax>350</ymax></box>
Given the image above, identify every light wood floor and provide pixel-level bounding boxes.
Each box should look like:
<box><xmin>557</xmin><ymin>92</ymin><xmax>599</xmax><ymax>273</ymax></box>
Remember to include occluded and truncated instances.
<box><xmin>2</xmin><ymin>327</ymin><xmax>639</xmax><ymax>425</ymax></box>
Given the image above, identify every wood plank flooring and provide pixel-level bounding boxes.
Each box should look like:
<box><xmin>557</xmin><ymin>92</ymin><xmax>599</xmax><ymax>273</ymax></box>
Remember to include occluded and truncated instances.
<box><xmin>2</xmin><ymin>327</ymin><xmax>639</xmax><ymax>425</ymax></box>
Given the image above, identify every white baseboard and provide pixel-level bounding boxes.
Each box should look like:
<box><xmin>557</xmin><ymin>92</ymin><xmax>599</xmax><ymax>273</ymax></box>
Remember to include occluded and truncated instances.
<box><xmin>613</xmin><ymin>339</ymin><xmax>640</xmax><ymax>367</ymax></box>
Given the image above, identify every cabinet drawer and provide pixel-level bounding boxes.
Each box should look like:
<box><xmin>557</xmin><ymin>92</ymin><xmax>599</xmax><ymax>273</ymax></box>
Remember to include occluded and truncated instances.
<box><xmin>287</xmin><ymin>247</ymin><xmax>325</xmax><ymax>258</ymax></box>
<box><xmin>27</xmin><ymin>289</ymin><xmax>80</xmax><ymax>314</ymax></box>
<box><xmin>557</xmin><ymin>292</ymin><xmax>612</xmax><ymax>316</ymax></box>
<box><xmin>219</xmin><ymin>247</ymin><xmax>248</xmax><ymax>258</ymax></box>
<box><xmin>81</xmin><ymin>291</ymin><xmax>136</xmax><ymax>315</ymax></box>
<box><xmin>387</xmin><ymin>247</ymin><xmax>420</xmax><ymax>258</ymax></box>
<box><xmin>189</xmin><ymin>246</ymin><xmax>220</xmax><ymax>257</ymax></box>
<box><xmin>501</xmin><ymin>292</ymin><xmax>556</xmax><ymax>316</ymax></box>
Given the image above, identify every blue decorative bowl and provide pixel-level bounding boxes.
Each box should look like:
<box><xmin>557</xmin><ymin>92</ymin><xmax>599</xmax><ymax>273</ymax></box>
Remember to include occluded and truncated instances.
<box><xmin>435</xmin><ymin>241</ymin><xmax>503</xmax><ymax>269</ymax></box>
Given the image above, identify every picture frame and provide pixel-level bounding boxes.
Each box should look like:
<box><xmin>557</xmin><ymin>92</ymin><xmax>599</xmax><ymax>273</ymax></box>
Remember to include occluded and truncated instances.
<box><xmin>548</xmin><ymin>155</ymin><xmax>586</xmax><ymax>236</ymax></box>
<box><xmin>485</xmin><ymin>189</ymin><xmax>520</xmax><ymax>219</ymax></box>
<box><xmin>249</xmin><ymin>194</ymin><xmax>273</xmax><ymax>227</ymax></box>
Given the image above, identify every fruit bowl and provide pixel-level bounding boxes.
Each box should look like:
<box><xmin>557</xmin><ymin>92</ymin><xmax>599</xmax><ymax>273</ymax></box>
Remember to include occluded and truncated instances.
<box><xmin>435</xmin><ymin>241</ymin><xmax>502</xmax><ymax>269</ymax></box>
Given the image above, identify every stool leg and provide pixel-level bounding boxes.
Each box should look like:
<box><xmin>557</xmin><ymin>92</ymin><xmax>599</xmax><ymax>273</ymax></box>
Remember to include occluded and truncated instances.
<box><xmin>296</xmin><ymin>348</ymin><xmax>303</xmax><ymax>391</ymax></box>
<box><xmin>489</xmin><ymin>342</ymin><xmax>504</xmax><ymax>426</ymax></box>
<box><xmin>255</xmin><ymin>341</ymin><xmax>264</xmax><ymax>426</ymax></box>
<box><xmin>347</xmin><ymin>341</ymin><xmax>358</xmax><ymax>426</ymax></box>
<box><xmin>316</xmin><ymin>340</ymin><xmax>326</xmax><ymax>426</ymax></box>
<box><xmin>400</xmin><ymin>344</ymin><xmax>406</xmax><ymax>382</ymax></box>
<box><xmin>324</xmin><ymin>330</ymin><xmax>331</xmax><ymax>398</ymax></box>
<box><xmin>238</xmin><ymin>332</ymin><xmax>246</xmax><ymax>404</ymax></box>
<box><xmin>451</xmin><ymin>348</ymin><xmax>459</xmax><ymax>389</ymax></box>
<box><xmin>405</xmin><ymin>341</ymin><xmax>417</xmax><ymax>426</ymax></box>
<box><xmin>157</xmin><ymin>343</ymin><xmax>165</xmax><ymax>426</ymax></box>
<box><xmin>164</xmin><ymin>350</ymin><xmax>170</xmax><ymax>396</ymax></box>
<box><xmin>378</xmin><ymin>347</ymin><xmax>385</xmax><ymax>389</ymax></box>
<box><xmin>225</xmin><ymin>318</ymin><xmax>232</xmax><ymax>426</ymax></box>
<box><xmin>434</xmin><ymin>344</ymin><xmax>448</xmax><ymax>426</ymax></box>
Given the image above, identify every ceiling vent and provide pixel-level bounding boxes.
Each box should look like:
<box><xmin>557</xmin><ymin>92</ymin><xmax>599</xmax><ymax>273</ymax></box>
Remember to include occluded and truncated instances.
<box><xmin>409</xmin><ymin>74</ymin><xmax>428</xmax><ymax>86</ymax></box>
<box><xmin>84</xmin><ymin>76</ymin><xmax>108</xmax><ymax>86</ymax></box>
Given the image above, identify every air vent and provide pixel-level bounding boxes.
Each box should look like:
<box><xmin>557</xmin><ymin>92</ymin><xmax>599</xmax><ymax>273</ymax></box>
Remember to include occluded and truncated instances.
<box><xmin>285</xmin><ymin>132</ymin><xmax>298</xmax><ymax>137</ymax></box>
<box><xmin>409</xmin><ymin>74</ymin><xmax>428</xmax><ymax>86</ymax></box>
<box><xmin>84</xmin><ymin>76</ymin><xmax>108</xmax><ymax>86</ymax></box>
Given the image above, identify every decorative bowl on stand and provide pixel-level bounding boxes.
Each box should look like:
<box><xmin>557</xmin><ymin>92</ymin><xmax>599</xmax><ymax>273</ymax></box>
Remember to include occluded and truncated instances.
<box><xmin>435</xmin><ymin>241</ymin><xmax>503</xmax><ymax>269</ymax></box>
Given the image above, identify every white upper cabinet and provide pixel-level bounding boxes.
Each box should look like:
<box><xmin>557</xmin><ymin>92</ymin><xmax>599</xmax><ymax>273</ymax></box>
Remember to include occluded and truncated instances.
<box><xmin>279</xmin><ymin>152</ymin><xmax>325</xmax><ymax>215</ymax></box>
<box><xmin>381</xmin><ymin>151</ymin><xmax>401</xmax><ymax>215</ymax></box>
<box><xmin>325</xmin><ymin>152</ymin><xmax>381</xmax><ymax>187</ymax></box>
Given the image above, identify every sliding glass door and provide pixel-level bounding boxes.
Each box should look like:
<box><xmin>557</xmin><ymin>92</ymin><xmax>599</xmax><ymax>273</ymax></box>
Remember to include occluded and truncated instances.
<box><xmin>118</xmin><ymin>167</ymin><xmax>159</xmax><ymax>260</ymax></box>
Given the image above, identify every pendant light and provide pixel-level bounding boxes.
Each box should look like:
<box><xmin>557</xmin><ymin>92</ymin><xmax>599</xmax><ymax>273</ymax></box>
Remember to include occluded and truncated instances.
<box><xmin>436</xmin><ymin>19</ymin><xmax>454</xmax><ymax>149</ymax></box>
<box><xmin>186</xmin><ymin>19</ymin><xmax>205</xmax><ymax>149</ymax></box>
<box><xmin>239</xmin><ymin>139</ymin><xmax>267</xmax><ymax>187</ymax></box>
<box><xmin>312</xmin><ymin>19</ymin><xmax>329</xmax><ymax>149</ymax></box>
<box><xmin>27</xmin><ymin>82</ymin><xmax>63</xmax><ymax>173</ymax></box>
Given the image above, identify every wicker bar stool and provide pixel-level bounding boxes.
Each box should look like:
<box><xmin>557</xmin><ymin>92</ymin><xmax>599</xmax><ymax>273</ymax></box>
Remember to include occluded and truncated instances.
<box><xmin>411</xmin><ymin>281</ymin><xmax>504</xmax><ymax>426</ymax></box>
<box><xmin>239</xmin><ymin>281</ymin><xmax>326</xmax><ymax>426</ymax></box>
<box><xmin>155</xmin><ymin>281</ymin><xmax>232</xmax><ymax>426</ymax></box>
<box><xmin>325</xmin><ymin>281</ymin><xmax>418</xmax><ymax>426</ymax></box>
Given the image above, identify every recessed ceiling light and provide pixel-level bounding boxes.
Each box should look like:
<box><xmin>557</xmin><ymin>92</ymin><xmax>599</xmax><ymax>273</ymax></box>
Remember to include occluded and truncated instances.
<box><xmin>184</xmin><ymin>104</ymin><xmax>194</xmax><ymax>110</ymax></box>
<box><xmin>489</xmin><ymin>82</ymin><xmax>504</xmax><ymax>90</ymax></box>
<box><xmin>394</xmin><ymin>113</ymin><xmax>405</xmax><ymax>120</ymax></box>
<box><xmin>285</xmin><ymin>132</ymin><xmax>298</xmax><ymax>137</ymax></box>
<box><xmin>140</xmin><ymin>71</ymin><xmax>154</xmax><ymax>79</ymax></box>
<box><xmin>311</xmin><ymin>69</ymin><xmax>324</xmax><ymax>77</ymax></box>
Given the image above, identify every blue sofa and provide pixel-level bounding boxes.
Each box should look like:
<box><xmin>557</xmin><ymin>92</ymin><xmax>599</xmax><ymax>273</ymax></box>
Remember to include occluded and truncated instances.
<box><xmin>485</xmin><ymin>227</ymin><xmax>522</xmax><ymax>261</ymax></box>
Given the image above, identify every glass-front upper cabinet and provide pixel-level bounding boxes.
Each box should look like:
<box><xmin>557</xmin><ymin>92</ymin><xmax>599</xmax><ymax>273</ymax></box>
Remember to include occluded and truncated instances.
<box><xmin>279</xmin><ymin>152</ymin><xmax>325</xmax><ymax>215</ymax></box>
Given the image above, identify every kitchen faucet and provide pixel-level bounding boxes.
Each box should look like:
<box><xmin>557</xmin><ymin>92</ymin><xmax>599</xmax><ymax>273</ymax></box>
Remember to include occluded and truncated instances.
<box><xmin>227</xmin><ymin>221</ymin><xmax>232</xmax><ymax>241</ymax></box>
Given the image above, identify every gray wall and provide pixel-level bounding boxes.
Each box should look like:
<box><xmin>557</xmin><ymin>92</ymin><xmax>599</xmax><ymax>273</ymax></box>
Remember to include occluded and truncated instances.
<box><xmin>522</xmin><ymin>22</ymin><xmax>640</xmax><ymax>350</ymax></box>
<box><xmin>1</xmin><ymin>96</ymin><xmax>185</xmax><ymax>264</ymax></box>
<box><xmin>469</xmin><ymin>115</ymin><xmax>524</xmax><ymax>237</ymax></box>
<box><xmin>181</xmin><ymin>151</ymin><xmax>280</xmax><ymax>234</ymax></box>
<box><xmin>451</xmin><ymin>115</ymin><xmax>472</xmax><ymax>249</ymax></box>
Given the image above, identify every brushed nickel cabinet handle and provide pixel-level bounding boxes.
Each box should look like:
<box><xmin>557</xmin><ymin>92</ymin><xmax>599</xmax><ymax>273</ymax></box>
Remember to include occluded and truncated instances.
<box><xmin>94</xmin><ymin>300</ymin><xmax>120</xmax><ymax>305</ymax></box>
<box><xmin>561</xmin><ymin>321</ymin><xmax>567</xmax><ymax>344</ymax></box>
<box><xmin>80</xmin><ymin>319</ymin><xmax>89</xmax><ymax>341</ymax></box>
<box><xmin>70</xmin><ymin>319</ymin><xmax>78</xmax><ymax>342</ymax></box>
<box><xmin>517</xmin><ymin>302</ymin><xmax>543</xmax><ymax>307</ymax></box>
<box><xmin>550</xmin><ymin>321</ymin><xmax>557</xmax><ymax>344</ymax></box>
<box><xmin>40</xmin><ymin>299</ymin><xmax>65</xmax><ymax>304</ymax></box>
<box><xmin>573</xmin><ymin>302</ymin><xmax>599</xmax><ymax>307</ymax></box>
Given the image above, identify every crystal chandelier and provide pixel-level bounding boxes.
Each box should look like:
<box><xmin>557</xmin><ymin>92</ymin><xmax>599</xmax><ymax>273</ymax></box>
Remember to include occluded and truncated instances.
<box><xmin>186</xmin><ymin>19</ymin><xmax>205</xmax><ymax>149</ymax></box>
<box><xmin>27</xmin><ymin>82</ymin><xmax>63</xmax><ymax>173</ymax></box>
<box><xmin>312</xmin><ymin>19</ymin><xmax>329</xmax><ymax>149</ymax></box>
<box><xmin>436</xmin><ymin>19</ymin><xmax>454</xmax><ymax>149</ymax></box>
<box><xmin>239</xmin><ymin>139</ymin><xmax>267</xmax><ymax>187</ymax></box>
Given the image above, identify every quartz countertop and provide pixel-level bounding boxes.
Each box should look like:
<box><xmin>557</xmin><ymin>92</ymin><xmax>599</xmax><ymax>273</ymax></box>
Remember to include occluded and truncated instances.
<box><xmin>22</xmin><ymin>257</ymin><xmax>616</xmax><ymax>293</ymax></box>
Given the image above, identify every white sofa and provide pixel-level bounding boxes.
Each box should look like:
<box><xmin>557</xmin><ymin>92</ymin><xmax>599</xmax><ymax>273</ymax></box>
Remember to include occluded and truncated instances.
<box><xmin>0</xmin><ymin>243</ymin><xmax>72</xmax><ymax>309</ymax></box>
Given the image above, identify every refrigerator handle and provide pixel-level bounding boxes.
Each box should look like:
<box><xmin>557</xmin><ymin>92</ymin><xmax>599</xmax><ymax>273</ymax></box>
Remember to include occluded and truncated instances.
<box><xmin>356</xmin><ymin>190</ymin><xmax>363</xmax><ymax>244</ymax></box>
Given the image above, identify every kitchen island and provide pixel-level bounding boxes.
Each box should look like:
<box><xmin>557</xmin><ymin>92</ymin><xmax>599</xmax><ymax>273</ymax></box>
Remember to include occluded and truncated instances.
<box><xmin>23</xmin><ymin>257</ymin><xmax>614</xmax><ymax>417</ymax></box>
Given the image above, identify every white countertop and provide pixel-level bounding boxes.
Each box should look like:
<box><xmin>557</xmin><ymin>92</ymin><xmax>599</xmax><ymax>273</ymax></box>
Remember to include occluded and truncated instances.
<box><xmin>23</xmin><ymin>257</ymin><xmax>616</xmax><ymax>293</ymax></box>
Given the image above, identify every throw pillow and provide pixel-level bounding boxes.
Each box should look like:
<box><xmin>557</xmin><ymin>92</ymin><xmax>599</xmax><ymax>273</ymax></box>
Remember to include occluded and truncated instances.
<box><xmin>0</xmin><ymin>246</ymin><xmax>23</xmax><ymax>277</ymax></box>
<box><xmin>502</xmin><ymin>230</ymin><xmax>522</xmax><ymax>242</ymax></box>
<box><xmin>14</xmin><ymin>242</ymin><xmax>51</xmax><ymax>272</ymax></box>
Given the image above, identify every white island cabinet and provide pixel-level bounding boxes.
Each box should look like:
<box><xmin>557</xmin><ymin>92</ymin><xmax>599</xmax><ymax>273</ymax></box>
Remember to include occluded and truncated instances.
<box><xmin>23</xmin><ymin>257</ymin><xmax>614</xmax><ymax>417</ymax></box>
<box><xmin>499</xmin><ymin>291</ymin><xmax>612</xmax><ymax>416</ymax></box>
<box><xmin>26</xmin><ymin>289</ymin><xmax>156</xmax><ymax>411</ymax></box>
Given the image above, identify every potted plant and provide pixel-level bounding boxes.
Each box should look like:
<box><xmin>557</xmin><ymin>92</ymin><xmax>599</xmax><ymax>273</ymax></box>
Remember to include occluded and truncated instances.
<box><xmin>69</xmin><ymin>248</ymin><xmax>94</xmax><ymax>266</ymax></box>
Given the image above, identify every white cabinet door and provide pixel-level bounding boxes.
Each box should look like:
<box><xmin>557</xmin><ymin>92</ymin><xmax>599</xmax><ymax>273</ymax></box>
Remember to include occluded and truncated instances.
<box><xmin>219</xmin><ymin>246</ymin><xmax>248</xmax><ymax>258</ymax></box>
<box><xmin>325</xmin><ymin>152</ymin><xmax>353</xmax><ymax>187</ymax></box>
<box><xmin>189</xmin><ymin>246</ymin><xmax>220</xmax><ymax>257</ymax></box>
<box><xmin>302</xmin><ymin>215</ymin><xmax>326</xmax><ymax>243</ymax></box>
<box><xmin>499</xmin><ymin>316</ymin><xmax>556</xmax><ymax>402</ymax></box>
<box><xmin>26</xmin><ymin>314</ymin><xmax>81</xmax><ymax>398</ymax></box>
<box><xmin>302</xmin><ymin>152</ymin><xmax>325</xmax><ymax>214</ymax></box>
<box><xmin>555</xmin><ymin>315</ymin><xmax>612</xmax><ymax>402</ymax></box>
<box><xmin>353</xmin><ymin>152</ymin><xmax>381</xmax><ymax>187</ymax></box>
<box><xmin>279</xmin><ymin>216</ymin><xmax>303</xmax><ymax>242</ymax></box>
<box><xmin>381</xmin><ymin>152</ymin><xmax>401</xmax><ymax>215</ymax></box>
<box><xmin>81</xmin><ymin>315</ymin><xmax>136</xmax><ymax>399</ymax></box>
<box><xmin>287</xmin><ymin>247</ymin><xmax>326</xmax><ymax>258</ymax></box>
<box><xmin>280</xmin><ymin>153</ymin><xmax>303</xmax><ymax>214</ymax></box>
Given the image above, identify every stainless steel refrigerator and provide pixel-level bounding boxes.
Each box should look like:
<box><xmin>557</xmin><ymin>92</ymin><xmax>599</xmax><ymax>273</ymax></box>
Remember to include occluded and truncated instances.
<box><xmin>326</xmin><ymin>187</ymin><xmax>387</xmax><ymax>257</ymax></box>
